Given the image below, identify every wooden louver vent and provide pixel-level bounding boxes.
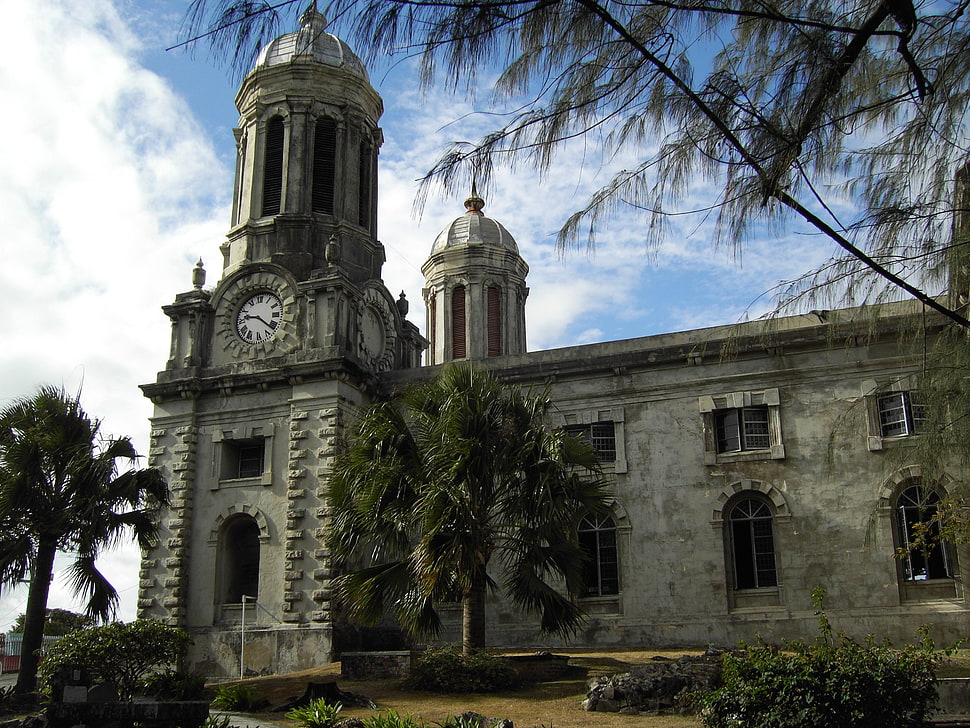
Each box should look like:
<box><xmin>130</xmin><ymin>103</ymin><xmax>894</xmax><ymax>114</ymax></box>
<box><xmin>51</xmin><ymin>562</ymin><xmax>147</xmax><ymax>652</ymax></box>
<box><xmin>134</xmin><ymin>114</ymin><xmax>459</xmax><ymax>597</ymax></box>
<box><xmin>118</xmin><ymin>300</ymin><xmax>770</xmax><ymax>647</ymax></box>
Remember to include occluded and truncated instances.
<box><xmin>487</xmin><ymin>286</ymin><xmax>502</xmax><ymax>357</ymax></box>
<box><xmin>312</xmin><ymin>118</ymin><xmax>337</xmax><ymax>215</ymax></box>
<box><xmin>358</xmin><ymin>141</ymin><xmax>372</xmax><ymax>229</ymax></box>
<box><xmin>261</xmin><ymin>117</ymin><xmax>284</xmax><ymax>217</ymax></box>
<box><xmin>429</xmin><ymin>294</ymin><xmax>437</xmax><ymax>364</ymax></box>
<box><xmin>452</xmin><ymin>286</ymin><xmax>466</xmax><ymax>359</ymax></box>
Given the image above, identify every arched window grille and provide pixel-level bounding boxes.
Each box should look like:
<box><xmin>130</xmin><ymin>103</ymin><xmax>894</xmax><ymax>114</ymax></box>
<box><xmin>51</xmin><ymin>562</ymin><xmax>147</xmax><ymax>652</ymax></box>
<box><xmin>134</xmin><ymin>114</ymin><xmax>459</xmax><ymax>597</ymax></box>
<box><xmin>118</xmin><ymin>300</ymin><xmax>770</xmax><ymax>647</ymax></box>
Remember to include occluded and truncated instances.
<box><xmin>896</xmin><ymin>485</ymin><xmax>952</xmax><ymax>581</ymax></box>
<box><xmin>729</xmin><ymin>497</ymin><xmax>778</xmax><ymax>589</ymax></box>
<box><xmin>578</xmin><ymin>512</ymin><xmax>619</xmax><ymax>596</ymax></box>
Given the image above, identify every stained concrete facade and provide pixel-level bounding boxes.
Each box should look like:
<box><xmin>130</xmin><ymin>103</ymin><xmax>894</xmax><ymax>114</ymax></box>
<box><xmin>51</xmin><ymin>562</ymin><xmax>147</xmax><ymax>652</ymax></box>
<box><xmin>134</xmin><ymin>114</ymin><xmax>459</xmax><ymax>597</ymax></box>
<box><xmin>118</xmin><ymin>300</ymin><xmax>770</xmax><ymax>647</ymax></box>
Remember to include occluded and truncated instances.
<box><xmin>140</xmin><ymin>10</ymin><xmax>970</xmax><ymax>677</ymax></box>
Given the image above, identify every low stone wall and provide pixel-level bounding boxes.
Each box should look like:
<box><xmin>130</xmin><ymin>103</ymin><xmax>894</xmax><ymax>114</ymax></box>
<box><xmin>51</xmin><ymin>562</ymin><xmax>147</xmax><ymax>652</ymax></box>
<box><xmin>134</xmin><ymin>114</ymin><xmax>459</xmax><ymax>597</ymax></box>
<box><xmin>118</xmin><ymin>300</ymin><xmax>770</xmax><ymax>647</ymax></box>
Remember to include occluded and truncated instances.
<box><xmin>45</xmin><ymin>700</ymin><xmax>210</xmax><ymax>728</ymax></box>
<box><xmin>341</xmin><ymin>651</ymin><xmax>413</xmax><ymax>680</ymax></box>
<box><xmin>933</xmin><ymin>678</ymin><xmax>970</xmax><ymax>724</ymax></box>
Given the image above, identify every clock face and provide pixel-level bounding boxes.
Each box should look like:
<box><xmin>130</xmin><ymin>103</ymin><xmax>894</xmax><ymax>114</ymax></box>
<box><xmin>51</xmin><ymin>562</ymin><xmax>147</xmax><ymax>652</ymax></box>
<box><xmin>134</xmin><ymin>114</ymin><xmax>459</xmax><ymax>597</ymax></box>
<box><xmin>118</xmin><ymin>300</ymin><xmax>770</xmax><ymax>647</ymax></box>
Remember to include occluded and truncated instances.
<box><xmin>235</xmin><ymin>291</ymin><xmax>283</xmax><ymax>344</ymax></box>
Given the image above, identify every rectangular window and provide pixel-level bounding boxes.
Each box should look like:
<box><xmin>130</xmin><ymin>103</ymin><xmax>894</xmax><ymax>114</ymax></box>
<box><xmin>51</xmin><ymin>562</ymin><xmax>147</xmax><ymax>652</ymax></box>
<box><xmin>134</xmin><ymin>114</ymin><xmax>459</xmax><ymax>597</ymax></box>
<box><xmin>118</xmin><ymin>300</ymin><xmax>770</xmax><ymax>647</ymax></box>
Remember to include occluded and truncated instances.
<box><xmin>715</xmin><ymin>406</ymin><xmax>770</xmax><ymax>453</ymax></box>
<box><xmin>223</xmin><ymin>439</ymin><xmax>265</xmax><ymax>480</ymax></box>
<box><xmin>878</xmin><ymin>392</ymin><xmax>925</xmax><ymax>437</ymax></box>
<box><xmin>566</xmin><ymin>421</ymin><xmax>616</xmax><ymax>462</ymax></box>
<box><xmin>699</xmin><ymin>389</ymin><xmax>784</xmax><ymax>464</ymax></box>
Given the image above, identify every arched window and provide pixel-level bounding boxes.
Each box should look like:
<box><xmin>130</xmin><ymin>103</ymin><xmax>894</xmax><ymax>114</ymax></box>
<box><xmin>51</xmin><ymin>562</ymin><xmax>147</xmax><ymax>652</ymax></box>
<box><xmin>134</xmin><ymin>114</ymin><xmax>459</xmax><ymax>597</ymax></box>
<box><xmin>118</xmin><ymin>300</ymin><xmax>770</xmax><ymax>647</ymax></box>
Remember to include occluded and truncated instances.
<box><xmin>312</xmin><ymin>117</ymin><xmax>336</xmax><ymax>215</ymax></box>
<box><xmin>451</xmin><ymin>286</ymin><xmax>466</xmax><ymax>359</ymax></box>
<box><xmin>578</xmin><ymin>513</ymin><xmax>619</xmax><ymax>596</ymax></box>
<box><xmin>487</xmin><ymin>286</ymin><xmax>502</xmax><ymax>357</ymax></box>
<box><xmin>221</xmin><ymin>516</ymin><xmax>261</xmax><ymax>603</ymax></box>
<box><xmin>729</xmin><ymin>497</ymin><xmax>777</xmax><ymax>589</ymax></box>
<box><xmin>261</xmin><ymin>117</ymin><xmax>284</xmax><ymax>217</ymax></box>
<box><xmin>896</xmin><ymin>485</ymin><xmax>952</xmax><ymax>581</ymax></box>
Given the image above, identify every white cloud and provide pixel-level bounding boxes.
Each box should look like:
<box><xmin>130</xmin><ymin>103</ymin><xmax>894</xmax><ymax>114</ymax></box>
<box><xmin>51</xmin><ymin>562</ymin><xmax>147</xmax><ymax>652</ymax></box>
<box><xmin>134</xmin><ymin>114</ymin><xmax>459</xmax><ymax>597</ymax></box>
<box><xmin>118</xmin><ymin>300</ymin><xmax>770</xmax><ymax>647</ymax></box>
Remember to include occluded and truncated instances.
<box><xmin>0</xmin><ymin>0</ymin><xmax>228</xmax><ymax>630</ymax></box>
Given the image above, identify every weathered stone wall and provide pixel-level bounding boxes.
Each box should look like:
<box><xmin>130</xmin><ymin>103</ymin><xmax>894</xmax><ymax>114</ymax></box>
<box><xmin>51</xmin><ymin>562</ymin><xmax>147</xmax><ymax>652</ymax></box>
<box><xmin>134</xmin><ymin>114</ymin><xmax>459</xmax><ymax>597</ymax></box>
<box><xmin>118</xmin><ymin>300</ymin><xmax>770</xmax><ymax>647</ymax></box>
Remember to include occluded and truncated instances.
<box><xmin>340</xmin><ymin>651</ymin><xmax>412</xmax><ymax>680</ymax></box>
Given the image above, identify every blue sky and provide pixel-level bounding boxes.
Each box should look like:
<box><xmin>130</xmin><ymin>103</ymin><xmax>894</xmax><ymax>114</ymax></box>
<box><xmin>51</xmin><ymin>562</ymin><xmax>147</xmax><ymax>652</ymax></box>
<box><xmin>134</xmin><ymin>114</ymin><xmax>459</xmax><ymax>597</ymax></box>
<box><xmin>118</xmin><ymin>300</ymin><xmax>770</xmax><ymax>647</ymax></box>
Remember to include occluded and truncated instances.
<box><xmin>0</xmin><ymin>0</ymin><xmax>847</xmax><ymax>628</ymax></box>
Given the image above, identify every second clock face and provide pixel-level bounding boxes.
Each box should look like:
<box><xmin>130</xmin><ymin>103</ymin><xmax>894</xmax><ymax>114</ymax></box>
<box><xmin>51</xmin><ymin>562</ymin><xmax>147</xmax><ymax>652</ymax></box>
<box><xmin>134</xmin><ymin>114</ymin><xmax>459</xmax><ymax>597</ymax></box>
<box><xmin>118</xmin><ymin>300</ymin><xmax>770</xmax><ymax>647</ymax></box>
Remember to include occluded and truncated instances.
<box><xmin>235</xmin><ymin>291</ymin><xmax>283</xmax><ymax>344</ymax></box>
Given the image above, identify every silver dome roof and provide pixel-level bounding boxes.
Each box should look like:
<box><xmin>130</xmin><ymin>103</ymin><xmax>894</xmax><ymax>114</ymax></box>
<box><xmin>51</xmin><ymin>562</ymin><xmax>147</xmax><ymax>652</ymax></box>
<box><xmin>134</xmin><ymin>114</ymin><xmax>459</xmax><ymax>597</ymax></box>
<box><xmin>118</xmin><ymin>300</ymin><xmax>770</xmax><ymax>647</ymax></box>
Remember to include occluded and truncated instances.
<box><xmin>431</xmin><ymin>191</ymin><xmax>520</xmax><ymax>255</ymax></box>
<box><xmin>253</xmin><ymin>7</ymin><xmax>368</xmax><ymax>81</ymax></box>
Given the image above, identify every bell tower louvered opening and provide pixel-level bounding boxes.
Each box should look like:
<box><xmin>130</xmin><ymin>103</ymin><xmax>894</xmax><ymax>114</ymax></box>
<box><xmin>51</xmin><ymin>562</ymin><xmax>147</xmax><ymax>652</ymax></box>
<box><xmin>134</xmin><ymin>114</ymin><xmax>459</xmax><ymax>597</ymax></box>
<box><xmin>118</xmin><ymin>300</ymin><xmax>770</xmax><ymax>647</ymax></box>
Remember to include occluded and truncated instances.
<box><xmin>358</xmin><ymin>140</ymin><xmax>372</xmax><ymax>230</ymax></box>
<box><xmin>451</xmin><ymin>286</ymin><xmax>466</xmax><ymax>359</ymax></box>
<box><xmin>261</xmin><ymin>117</ymin><xmax>284</xmax><ymax>217</ymax></box>
<box><xmin>487</xmin><ymin>286</ymin><xmax>502</xmax><ymax>357</ymax></box>
<box><xmin>429</xmin><ymin>294</ymin><xmax>437</xmax><ymax>364</ymax></box>
<box><xmin>312</xmin><ymin>117</ymin><xmax>337</xmax><ymax>215</ymax></box>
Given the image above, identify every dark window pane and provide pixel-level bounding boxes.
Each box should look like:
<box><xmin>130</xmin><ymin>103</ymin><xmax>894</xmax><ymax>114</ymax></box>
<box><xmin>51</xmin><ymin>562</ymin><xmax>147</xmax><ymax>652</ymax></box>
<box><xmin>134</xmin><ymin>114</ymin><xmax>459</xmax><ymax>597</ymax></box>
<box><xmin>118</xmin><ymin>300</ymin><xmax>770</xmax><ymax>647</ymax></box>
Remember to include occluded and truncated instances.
<box><xmin>579</xmin><ymin>513</ymin><xmax>619</xmax><ymax>596</ymax></box>
<box><xmin>730</xmin><ymin>498</ymin><xmax>777</xmax><ymax>589</ymax></box>
<box><xmin>225</xmin><ymin>518</ymin><xmax>260</xmax><ymax>602</ymax></box>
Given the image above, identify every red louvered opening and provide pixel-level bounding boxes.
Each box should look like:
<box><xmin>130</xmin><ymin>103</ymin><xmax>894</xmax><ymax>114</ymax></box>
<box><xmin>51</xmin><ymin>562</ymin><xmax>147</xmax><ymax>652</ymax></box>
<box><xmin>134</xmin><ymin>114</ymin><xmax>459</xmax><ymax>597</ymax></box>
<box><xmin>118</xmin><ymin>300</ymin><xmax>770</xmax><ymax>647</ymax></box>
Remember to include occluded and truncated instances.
<box><xmin>312</xmin><ymin>118</ymin><xmax>336</xmax><ymax>215</ymax></box>
<box><xmin>429</xmin><ymin>294</ymin><xmax>437</xmax><ymax>364</ymax></box>
<box><xmin>487</xmin><ymin>286</ymin><xmax>502</xmax><ymax>357</ymax></box>
<box><xmin>261</xmin><ymin>117</ymin><xmax>284</xmax><ymax>217</ymax></box>
<box><xmin>452</xmin><ymin>286</ymin><xmax>466</xmax><ymax>359</ymax></box>
<box><xmin>358</xmin><ymin>142</ymin><xmax>372</xmax><ymax>229</ymax></box>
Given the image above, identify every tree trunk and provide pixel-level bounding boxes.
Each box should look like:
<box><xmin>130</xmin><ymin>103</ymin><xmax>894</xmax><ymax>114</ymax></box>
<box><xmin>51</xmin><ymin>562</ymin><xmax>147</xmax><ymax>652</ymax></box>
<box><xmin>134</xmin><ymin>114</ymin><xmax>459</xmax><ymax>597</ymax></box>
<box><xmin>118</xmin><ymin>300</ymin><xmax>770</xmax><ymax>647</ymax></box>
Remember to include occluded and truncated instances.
<box><xmin>14</xmin><ymin>536</ymin><xmax>57</xmax><ymax>694</ymax></box>
<box><xmin>462</xmin><ymin>570</ymin><xmax>487</xmax><ymax>656</ymax></box>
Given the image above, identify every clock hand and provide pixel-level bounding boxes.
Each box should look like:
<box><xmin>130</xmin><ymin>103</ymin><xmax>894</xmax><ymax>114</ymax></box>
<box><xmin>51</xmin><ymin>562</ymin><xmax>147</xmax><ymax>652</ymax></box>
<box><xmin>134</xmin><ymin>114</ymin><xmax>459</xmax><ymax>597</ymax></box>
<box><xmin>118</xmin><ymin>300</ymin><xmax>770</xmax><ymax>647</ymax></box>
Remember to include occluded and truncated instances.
<box><xmin>246</xmin><ymin>314</ymin><xmax>274</xmax><ymax>329</ymax></box>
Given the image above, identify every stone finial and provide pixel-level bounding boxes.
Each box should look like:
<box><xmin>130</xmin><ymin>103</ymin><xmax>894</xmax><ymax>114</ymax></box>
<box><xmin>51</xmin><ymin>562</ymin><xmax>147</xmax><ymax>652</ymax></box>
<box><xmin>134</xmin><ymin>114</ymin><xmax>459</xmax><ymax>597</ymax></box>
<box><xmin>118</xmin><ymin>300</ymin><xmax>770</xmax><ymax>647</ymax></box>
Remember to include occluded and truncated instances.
<box><xmin>298</xmin><ymin>2</ymin><xmax>327</xmax><ymax>51</ymax></box>
<box><xmin>464</xmin><ymin>182</ymin><xmax>485</xmax><ymax>215</ymax></box>
<box><xmin>397</xmin><ymin>291</ymin><xmax>409</xmax><ymax>316</ymax></box>
<box><xmin>192</xmin><ymin>259</ymin><xmax>206</xmax><ymax>289</ymax></box>
<box><xmin>326</xmin><ymin>233</ymin><xmax>341</xmax><ymax>265</ymax></box>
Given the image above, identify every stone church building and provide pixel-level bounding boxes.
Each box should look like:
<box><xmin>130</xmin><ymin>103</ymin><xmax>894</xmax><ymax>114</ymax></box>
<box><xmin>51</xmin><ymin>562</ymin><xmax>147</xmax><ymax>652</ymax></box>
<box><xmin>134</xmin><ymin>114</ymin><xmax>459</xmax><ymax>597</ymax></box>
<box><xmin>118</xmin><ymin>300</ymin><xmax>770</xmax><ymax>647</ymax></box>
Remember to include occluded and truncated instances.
<box><xmin>138</xmin><ymin>8</ymin><xmax>970</xmax><ymax>677</ymax></box>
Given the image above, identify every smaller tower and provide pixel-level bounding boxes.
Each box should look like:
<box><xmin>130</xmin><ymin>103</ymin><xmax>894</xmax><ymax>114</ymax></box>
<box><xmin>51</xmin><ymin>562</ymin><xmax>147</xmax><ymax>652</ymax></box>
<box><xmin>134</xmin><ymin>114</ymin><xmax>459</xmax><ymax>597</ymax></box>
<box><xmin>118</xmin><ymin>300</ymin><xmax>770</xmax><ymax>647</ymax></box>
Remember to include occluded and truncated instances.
<box><xmin>421</xmin><ymin>189</ymin><xmax>529</xmax><ymax>364</ymax></box>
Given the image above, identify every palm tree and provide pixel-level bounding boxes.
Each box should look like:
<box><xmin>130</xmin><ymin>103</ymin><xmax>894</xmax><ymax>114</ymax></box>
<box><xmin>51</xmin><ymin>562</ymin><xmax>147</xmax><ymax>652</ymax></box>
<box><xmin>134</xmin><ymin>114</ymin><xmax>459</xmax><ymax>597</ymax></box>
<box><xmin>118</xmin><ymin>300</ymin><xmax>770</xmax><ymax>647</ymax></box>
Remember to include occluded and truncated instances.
<box><xmin>0</xmin><ymin>386</ymin><xmax>168</xmax><ymax>694</ymax></box>
<box><xmin>327</xmin><ymin>365</ymin><xmax>610</xmax><ymax>654</ymax></box>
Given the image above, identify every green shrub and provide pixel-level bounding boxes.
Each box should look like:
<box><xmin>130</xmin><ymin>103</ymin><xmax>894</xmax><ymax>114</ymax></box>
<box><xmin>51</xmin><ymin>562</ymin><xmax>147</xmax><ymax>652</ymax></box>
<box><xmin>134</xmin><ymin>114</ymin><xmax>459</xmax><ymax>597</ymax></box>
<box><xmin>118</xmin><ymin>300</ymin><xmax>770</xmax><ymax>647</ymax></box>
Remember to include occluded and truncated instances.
<box><xmin>142</xmin><ymin>669</ymin><xmax>207</xmax><ymax>701</ymax></box>
<box><xmin>402</xmin><ymin>646</ymin><xmax>517</xmax><ymax>693</ymax></box>
<box><xmin>698</xmin><ymin>588</ymin><xmax>941</xmax><ymax>728</ymax></box>
<box><xmin>437</xmin><ymin>714</ymin><xmax>487</xmax><ymax>728</ymax></box>
<box><xmin>200</xmin><ymin>715</ymin><xmax>241</xmax><ymax>728</ymax></box>
<box><xmin>211</xmin><ymin>683</ymin><xmax>259</xmax><ymax>711</ymax></box>
<box><xmin>39</xmin><ymin>620</ymin><xmax>191</xmax><ymax>700</ymax></box>
<box><xmin>286</xmin><ymin>698</ymin><xmax>343</xmax><ymax>728</ymax></box>
<box><xmin>364</xmin><ymin>710</ymin><xmax>427</xmax><ymax>728</ymax></box>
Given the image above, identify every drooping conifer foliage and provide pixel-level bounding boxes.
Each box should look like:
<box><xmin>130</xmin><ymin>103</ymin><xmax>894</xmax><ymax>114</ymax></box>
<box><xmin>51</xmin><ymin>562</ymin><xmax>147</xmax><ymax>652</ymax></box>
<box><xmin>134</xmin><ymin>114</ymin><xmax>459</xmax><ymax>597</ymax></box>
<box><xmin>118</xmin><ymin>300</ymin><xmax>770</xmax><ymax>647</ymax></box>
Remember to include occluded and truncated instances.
<box><xmin>183</xmin><ymin>0</ymin><xmax>970</xmax><ymax>324</ymax></box>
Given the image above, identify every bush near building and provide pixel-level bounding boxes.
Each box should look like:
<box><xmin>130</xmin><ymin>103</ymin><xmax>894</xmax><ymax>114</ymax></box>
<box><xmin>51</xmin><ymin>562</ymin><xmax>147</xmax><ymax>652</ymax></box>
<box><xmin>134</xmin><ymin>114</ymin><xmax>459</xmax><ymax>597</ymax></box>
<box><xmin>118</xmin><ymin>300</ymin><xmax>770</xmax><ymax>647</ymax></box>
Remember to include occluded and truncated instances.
<box><xmin>698</xmin><ymin>590</ymin><xmax>942</xmax><ymax>728</ymax></box>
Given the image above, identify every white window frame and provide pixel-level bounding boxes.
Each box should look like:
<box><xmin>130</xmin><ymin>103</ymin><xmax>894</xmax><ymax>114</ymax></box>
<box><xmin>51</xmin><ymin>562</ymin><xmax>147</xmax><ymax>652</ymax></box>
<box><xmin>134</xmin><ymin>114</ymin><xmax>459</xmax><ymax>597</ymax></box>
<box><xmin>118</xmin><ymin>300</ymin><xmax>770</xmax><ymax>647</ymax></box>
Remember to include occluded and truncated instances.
<box><xmin>557</xmin><ymin>407</ymin><xmax>627</xmax><ymax>473</ymax></box>
<box><xmin>698</xmin><ymin>388</ymin><xmax>785</xmax><ymax>464</ymax></box>
<box><xmin>863</xmin><ymin>378</ymin><xmax>924</xmax><ymax>451</ymax></box>
<box><xmin>211</xmin><ymin>423</ymin><xmax>275</xmax><ymax>487</ymax></box>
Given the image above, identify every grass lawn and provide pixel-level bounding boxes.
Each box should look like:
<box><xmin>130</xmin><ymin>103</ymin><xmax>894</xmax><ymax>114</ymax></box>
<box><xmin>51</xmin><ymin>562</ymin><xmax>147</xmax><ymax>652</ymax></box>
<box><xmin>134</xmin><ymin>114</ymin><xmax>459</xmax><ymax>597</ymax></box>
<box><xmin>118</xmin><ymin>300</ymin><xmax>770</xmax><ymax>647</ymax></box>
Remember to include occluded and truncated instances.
<box><xmin>211</xmin><ymin>650</ymin><xmax>706</xmax><ymax>728</ymax></box>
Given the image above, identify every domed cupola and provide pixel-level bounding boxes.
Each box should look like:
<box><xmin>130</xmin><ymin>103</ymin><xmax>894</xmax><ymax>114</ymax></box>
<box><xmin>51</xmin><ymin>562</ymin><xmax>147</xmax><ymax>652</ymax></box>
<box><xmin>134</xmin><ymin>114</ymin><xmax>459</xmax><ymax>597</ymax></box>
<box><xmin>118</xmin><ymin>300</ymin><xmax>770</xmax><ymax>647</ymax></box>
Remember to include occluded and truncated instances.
<box><xmin>223</xmin><ymin>3</ymin><xmax>385</xmax><ymax>285</ymax></box>
<box><xmin>431</xmin><ymin>190</ymin><xmax>520</xmax><ymax>254</ymax></box>
<box><xmin>421</xmin><ymin>188</ymin><xmax>529</xmax><ymax>364</ymax></box>
<box><xmin>253</xmin><ymin>7</ymin><xmax>369</xmax><ymax>80</ymax></box>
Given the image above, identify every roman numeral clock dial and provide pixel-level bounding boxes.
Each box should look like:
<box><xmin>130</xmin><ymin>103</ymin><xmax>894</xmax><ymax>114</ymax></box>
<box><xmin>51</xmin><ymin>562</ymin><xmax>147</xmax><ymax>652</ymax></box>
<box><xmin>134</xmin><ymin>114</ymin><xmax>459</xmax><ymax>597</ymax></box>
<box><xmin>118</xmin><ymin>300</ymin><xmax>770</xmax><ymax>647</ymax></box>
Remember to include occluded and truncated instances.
<box><xmin>235</xmin><ymin>292</ymin><xmax>283</xmax><ymax>344</ymax></box>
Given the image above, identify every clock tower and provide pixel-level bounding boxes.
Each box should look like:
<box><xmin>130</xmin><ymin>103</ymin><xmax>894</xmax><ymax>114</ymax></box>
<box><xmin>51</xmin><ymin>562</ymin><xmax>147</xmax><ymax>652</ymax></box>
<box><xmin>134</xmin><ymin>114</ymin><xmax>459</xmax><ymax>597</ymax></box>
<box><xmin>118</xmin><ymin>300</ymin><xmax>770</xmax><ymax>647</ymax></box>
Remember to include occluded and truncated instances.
<box><xmin>139</xmin><ymin>7</ymin><xmax>424</xmax><ymax>676</ymax></box>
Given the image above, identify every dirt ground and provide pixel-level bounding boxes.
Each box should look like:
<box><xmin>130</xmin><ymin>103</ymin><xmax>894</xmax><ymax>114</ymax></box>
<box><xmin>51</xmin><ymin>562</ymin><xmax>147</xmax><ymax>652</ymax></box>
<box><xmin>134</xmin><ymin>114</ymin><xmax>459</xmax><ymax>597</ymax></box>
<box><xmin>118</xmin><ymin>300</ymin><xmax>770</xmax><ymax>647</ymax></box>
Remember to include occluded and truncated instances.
<box><xmin>213</xmin><ymin>650</ymin><xmax>707</xmax><ymax>728</ymax></box>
